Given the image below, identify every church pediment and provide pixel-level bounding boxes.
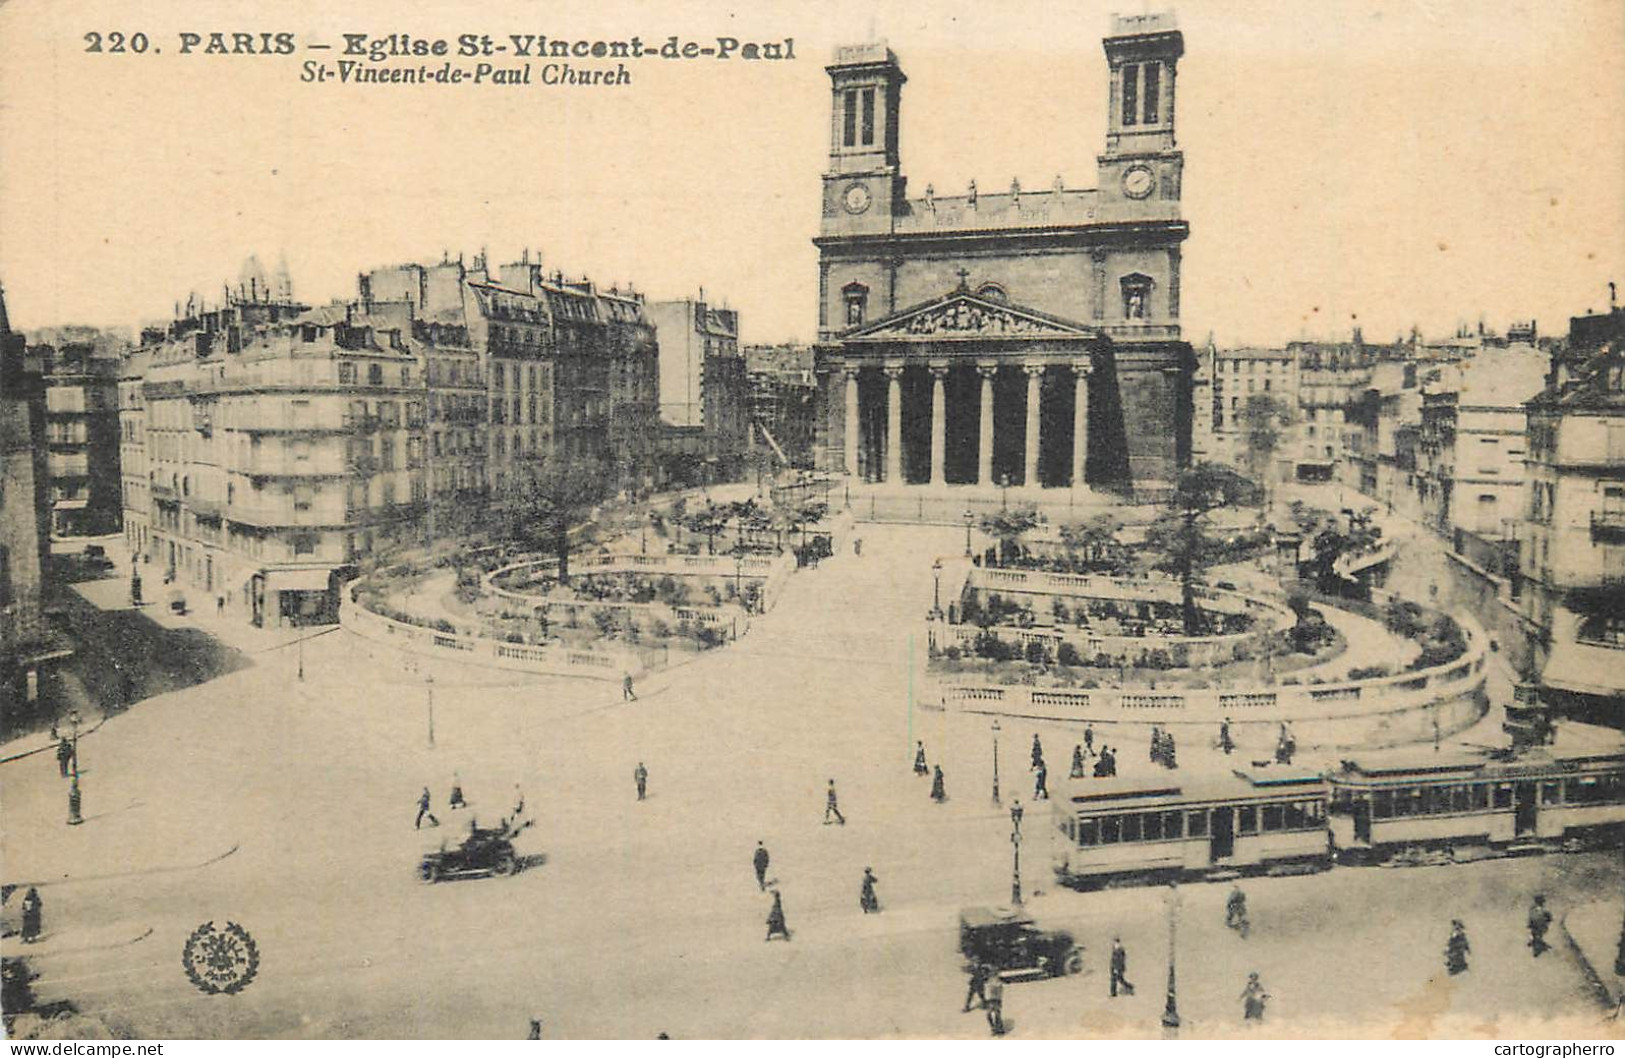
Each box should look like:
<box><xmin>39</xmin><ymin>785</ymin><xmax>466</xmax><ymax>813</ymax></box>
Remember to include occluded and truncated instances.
<box><xmin>841</xmin><ymin>290</ymin><xmax>1099</xmax><ymax>342</ymax></box>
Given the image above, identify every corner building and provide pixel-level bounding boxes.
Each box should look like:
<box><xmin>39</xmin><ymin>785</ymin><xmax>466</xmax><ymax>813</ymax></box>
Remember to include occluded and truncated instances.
<box><xmin>812</xmin><ymin>13</ymin><xmax>1193</xmax><ymax>493</ymax></box>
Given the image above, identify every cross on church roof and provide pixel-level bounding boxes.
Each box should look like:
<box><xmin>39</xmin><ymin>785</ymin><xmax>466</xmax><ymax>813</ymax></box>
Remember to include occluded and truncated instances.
<box><xmin>955</xmin><ymin>267</ymin><xmax>971</xmax><ymax>292</ymax></box>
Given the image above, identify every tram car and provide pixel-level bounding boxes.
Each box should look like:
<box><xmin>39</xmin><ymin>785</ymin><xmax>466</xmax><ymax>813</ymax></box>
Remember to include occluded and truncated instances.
<box><xmin>1051</xmin><ymin>734</ymin><xmax>1625</xmax><ymax>890</ymax></box>
<box><xmin>1052</xmin><ymin>766</ymin><xmax>1331</xmax><ymax>889</ymax></box>
<box><xmin>1326</xmin><ymin>742</ymin><xmax>1625</xmax><ymax>863</ymax></box>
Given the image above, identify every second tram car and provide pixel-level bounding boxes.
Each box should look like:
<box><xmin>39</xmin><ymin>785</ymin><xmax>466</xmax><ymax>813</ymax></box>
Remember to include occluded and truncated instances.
<box><xmin>1328</xmin><ymin>745</ymin><xmax>1625</xmax><ymax>862</ymax></box>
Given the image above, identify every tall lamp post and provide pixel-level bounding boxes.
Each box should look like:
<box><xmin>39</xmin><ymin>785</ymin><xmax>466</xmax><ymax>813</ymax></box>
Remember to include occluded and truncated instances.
<box><xmin>963</xmin><ymin>509</ymin><xmax>974</xmax><ymax>557</ymax></box>
<box><xmin>991</xmin><ymin>718</ymin><xmax>1002</xmax><ymax>805</ymax></box>
<box><xmin>1010</xmin><ymin>800</ymin><xmax>1025</xmax><ymax>906</ymax></box>
<box><xmin>1162</xmin><ymin>883</ymin><xmax>1182</xmax><ymax>1032</ymax></box>
<box><xmin>425</xmin><ymin>673</ymin><xmax>436</xmax><ymax>748</ymax></box>
<box><xmin>298</xmin><ymin>635</ymin><xmax>305</xmax><ymax>682</ymax></box>
<box><xmin>931</xmin><ymin>558</ymin><xmax>943</xmax><ymax>618</ymax></box>
<box><xmin>67</xmin><ymin>709</ymin><xmax>83</xmax><ymax>826</ymax></box>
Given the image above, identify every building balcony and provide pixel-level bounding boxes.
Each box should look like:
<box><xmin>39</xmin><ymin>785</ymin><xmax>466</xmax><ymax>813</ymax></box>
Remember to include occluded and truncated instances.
<box><xmin>347</xmin><ymin>453</ymin><xmax>379</xmax><ymax>475</ymax></box>
<box><xmin>342</xmin><ymin>413</ymin><xmax>382</xmax><ymax>433</ymax></box>
<box><xmin>1590</xmin><ymin>510</ymin><xmax>1625</xmax><ymax>541</ymax></box>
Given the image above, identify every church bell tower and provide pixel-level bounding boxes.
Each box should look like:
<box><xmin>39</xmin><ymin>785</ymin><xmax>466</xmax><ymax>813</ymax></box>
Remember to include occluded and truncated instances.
<box><xmin>821</xmin><ymin>43</ymin><xmax>907</xmax><ymax>235</ymax></box>
<box><xmin>1097</xmin><ymin>13</ymin><xmax>1184</xmax><ymax>209</ymax></box>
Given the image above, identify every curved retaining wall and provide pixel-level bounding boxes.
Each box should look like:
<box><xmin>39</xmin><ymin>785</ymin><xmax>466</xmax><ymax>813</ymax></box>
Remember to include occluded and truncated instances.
<box><xmin>935</xmin><ymin>610</ymin><xmax>1490</xmax><ymax>751</ymax></box>
<box><xmin>341</xmin><ymin>595</ymin><xmax>645</xmax><ymax>681</ymax></box>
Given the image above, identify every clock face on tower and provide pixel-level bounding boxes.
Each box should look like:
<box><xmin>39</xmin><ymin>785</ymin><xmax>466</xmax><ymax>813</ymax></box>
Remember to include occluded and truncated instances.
<box><xmin>1122</xmin><ymin>165</ymin><xmax>1155</xmax><ymax>200</ymax></box>
<box><xmin>842</xmin><ymin>182</ymin><xmax>872</xmax><ymax>214</ymax></box>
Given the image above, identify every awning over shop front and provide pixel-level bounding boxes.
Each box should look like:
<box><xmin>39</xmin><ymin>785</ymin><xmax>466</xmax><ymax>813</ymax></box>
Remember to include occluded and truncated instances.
<box><xmin>262</xmin><ymin>567</ymin><xmax>335</xmax><ymax>594</ymax></box>
<box><xmin>1542</xmin><ymin>639</ymin><xmax>1625</xmax><ymax>699</ymax></box>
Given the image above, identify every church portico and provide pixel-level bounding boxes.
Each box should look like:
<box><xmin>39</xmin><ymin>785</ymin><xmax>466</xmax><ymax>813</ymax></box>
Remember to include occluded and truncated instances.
<box><xmin>821</xmin><ymin>286</ymin><xmax>1118</xmax><ymax>490</ymax></box>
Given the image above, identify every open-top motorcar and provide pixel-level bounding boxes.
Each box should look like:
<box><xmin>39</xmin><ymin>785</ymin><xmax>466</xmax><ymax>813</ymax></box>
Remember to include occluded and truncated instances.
<box><xmin>958</xmin><ymin>906</ymin><xmax>1083</xmax><ymax>979</ymax></box>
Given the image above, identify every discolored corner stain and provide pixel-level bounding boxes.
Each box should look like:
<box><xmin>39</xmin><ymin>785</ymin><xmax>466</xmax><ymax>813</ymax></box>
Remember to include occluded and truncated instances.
<box><xmin>1388</xmin><ymin>974</ymin><xmax>1455</xmax><ymax>1039</ymax></box>
<box><xmin>1079</xmin><ymin>1008</ymin><xmax>1133</xmax><ymax>1037</ymax></box>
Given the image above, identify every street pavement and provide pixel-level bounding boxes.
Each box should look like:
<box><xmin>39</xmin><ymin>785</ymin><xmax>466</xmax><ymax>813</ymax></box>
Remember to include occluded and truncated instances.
<box><xmin>3</xmin><ymin>522</ymin><xmax>1621</xmax><ymax>1039</ymax></box>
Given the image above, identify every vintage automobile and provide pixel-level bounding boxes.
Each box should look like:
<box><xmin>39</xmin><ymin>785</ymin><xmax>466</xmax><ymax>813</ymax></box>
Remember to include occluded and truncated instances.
<box><xmin>418</xmin><ymin>819</ymin><xmax>530</xmax><ymax>883</ymax></box>
<box><xmin>958</xmin><ymin>906</ymin><xmax>1083</xmax><ymax>979</ymax></box>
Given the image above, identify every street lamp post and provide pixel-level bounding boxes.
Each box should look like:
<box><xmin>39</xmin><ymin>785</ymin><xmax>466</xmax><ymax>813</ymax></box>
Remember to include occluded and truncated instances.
<box><xmin>1010</xmin><ymin>800</ymin><xmax>1025</xmax><ymax>906</ymax></box>
<box><xmin>1162</xmin><ymin>883</ymin><xmax>1182</xmax><ymax>1032</ymax></box>
<box><xmin>298</xmin><ymin>636</ymin><xmax>305</xmax><ymax>682</ymax></box>
<box><xmin>734</xmin><ymin>549</ymin><xmax>745</xmax><ymax>607</ymax></box>
<box><xmin>67</xmin><ymin>710</ymin><xmax>83</xmax><ymax>826</ymax></box>
<box><xmin>426</xmin><ymin>673</ymin><xmax>435</xmax><ymax>748</ymax></box>
<box><xmin>991</xmin><ymin>719</ymin><xmax>1002</xmax><ymax>805</ymax></box>
<box><xmin>963</xmin><ymin>509</ymin><xmax>974</xmax><ymax>557</ymax></box>
<box><xmin>931</xmin><ymin>559</ymin><xmax>943</xmax><ymax>618</ymax></box>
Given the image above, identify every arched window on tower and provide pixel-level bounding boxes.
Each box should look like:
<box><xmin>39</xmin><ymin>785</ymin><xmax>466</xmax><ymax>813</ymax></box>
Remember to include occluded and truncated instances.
<box><xmin>843</xmin><ymin>282</ymin><xmax>870</xmax><ymax>327</ymax></box>
<box><xmin>1120</xmin><ymin>274</ymin><xmax>1154</xmax><ymax>320</ymax></box>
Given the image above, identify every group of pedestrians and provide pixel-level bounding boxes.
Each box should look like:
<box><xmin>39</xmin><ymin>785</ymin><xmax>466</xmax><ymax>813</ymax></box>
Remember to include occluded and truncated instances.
<box><xmin>414</xmin><ymin>772</ymin><xmax>487</xmax><ymax>829</ymax></box>
<box><xmin>751</xmin><ymin>837</ymin><xmax>882</xmax><ymax>941</ymax></box>
<box><xmin>1149</xmin><ymin>726</ymin><xmax>1178</xmax><ymax>770</ymax></box>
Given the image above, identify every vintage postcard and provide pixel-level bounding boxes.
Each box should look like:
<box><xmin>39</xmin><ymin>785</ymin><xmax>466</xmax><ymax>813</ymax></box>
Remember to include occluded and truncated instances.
<box><xmin>2</xmin><ymin>0</ymin><xmax>1623</xmax><ymax>1045</ymax></box>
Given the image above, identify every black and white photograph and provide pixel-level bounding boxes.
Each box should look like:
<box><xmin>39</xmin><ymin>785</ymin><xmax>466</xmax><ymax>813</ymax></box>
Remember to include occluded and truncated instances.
<box><xmin>1</xmin><ymin>0</ymin><xmax>1623</xmax><ymax>1044</ymax></box>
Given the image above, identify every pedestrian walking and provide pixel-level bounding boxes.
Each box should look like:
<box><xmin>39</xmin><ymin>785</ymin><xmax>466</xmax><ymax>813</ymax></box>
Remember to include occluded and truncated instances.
<box><xmin>415</xmin><ymin>786</ymin><xmax>440</xmax><ymax>829</ymax></box>
<box><xmin>1226</xmin><ymin>885</ymin><xmax>1250</xmax><ymax>937</ymax></box>
<box><xmin>1083</xmin><ymin>723</ymin><xmax>1095</xmax><ymax>755</ymax></box>
<box><xmin>963</xmin><ymin>961</ymin><xmax>989</xmax><ymax>1012</ymax></box>
<box><xmin>913</xmin><ymin>741</ymin><xmax>929</xmax><ymax>776</ymax></box>
<box><xmin>1030</xmin><ymin>734</ymin><xmax>1044</xmax><ymax>771</ymax></box>
<box><xmin>860</xmin><ymin>867</ymin><xmax>880</xmax><ymax>913</ymax></box>
<box><xmin>623</xmin><ymin>672</ymin><xmax>637</xmax><ymax>701</ymax></box>
<box><xmin>634</xmin><ymin>762</ymin><xmax>648</xmax><ymax>801</ymax></box>
<box><xmin>1164</xmin><ymin>730</ymin><xmax>1178</xmax><ymax>770</ymax></box>
<box><xmin>930</xmin><ymin>764</ymin><xmax>947</xmax><ymax>803</ymax></box>
<box><xmin>1240</xmin><ymin>972</ymin><xmax>1269</xmax><ymax>1022</ymax></box>
<box><xmin>56</xmin><ymin>737</ymin><xmax>73</xmax><ymax>778</ymax></box>
<box><xmin>765</xmin><ymin>890</ymin><xmax>791</xmax><ymax>941</ymax></box>
<box><xmin>526</xmin><ymin>1017</ymin><xmax>543</xmax><ymax>1040</ymax></box>
<box><xmin>1527</xmin><ymin>895</ymin><xmax>1552</xmax><ymax>958</ymax></box>
<box><xmin>1219</xmin><ymin>717</ymin><xmax>1235</xmax><ymax>755</ymax></box>
<box><xmin>753</xmin><ymin>841</ymin><xmax>770</xmax><ymax>890</ymax></box>
<box><xmin>1033</xmin><ymin>760</ymin><xmax>1049</xmax><ymax>800</ymax></box>
<box><xmin>19</xmin><ymin>887</ymin><xmax>42</xmax><ymax>944</ymax></box>
<box><xmin>1070</xmin><ymin>744</ymin><xmax>1086</xmax><ymax>779</ymax></box>
<box><xmin>1109</xmin><ymin>937</ymin><xmax>1135</xmax><ymax>996</ymax></box>
<box><xmin>1150</xmin><ymin>726</ymin><xmax>1162</xmax><ymax>764</ymax></box>
<box><xmin>1445</xmin><ymin>919</ymin><xmax>1471</xmax><ymax>975</ymax></box>
<box><xmin>824</xmin><ymin>779</ymin><xmax>846</xmax><ymax>826</ymax></box>
<box><xmin>449</xmin><ymin>774</ymin><xmax>467</xmax><ymax>810</ymax></box>
<box><xmin>984</xmin><ymin>973</ymin><xmax>1006</xmax><ymax>1036</ymax></box>
<box><xmin>216</xmin><ymin>594</ymin><xmax>225</xmax><ymax>617</ymax></box>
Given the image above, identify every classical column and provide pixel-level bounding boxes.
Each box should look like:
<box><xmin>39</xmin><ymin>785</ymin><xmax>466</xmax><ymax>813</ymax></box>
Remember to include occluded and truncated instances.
<box><xmin>929</xmin><ymin>363</ymin><xmax>949</xmax><ymax>487</ymax></box>
<box><xmin>977</xmin><ymin>362</ymin><xmax>997</xmax><ymax>486</ymax></box>
<box><xmin>1023</xmin><ymin>363</ymin><xmax>1044</xmax><ymax>488</ymax></box>
<box><xmin>843</xmin><ymin>367</ymin><xmax>860</xmax><ymax>478</ymax></box>
<box><xmin>884</xmin><ymin>362</ymin><xmax>904</xmax><ymax>484</ymax></box>
<box><xmin>1072</xmin><ymin>360</ymin><xmax>1093</xmax><ymax>489</ymax></box>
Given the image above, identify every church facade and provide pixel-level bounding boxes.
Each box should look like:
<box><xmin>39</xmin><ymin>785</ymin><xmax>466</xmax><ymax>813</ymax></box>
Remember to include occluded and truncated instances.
<box><xmin>812</xmin><ymin>13</ymin><xmax>1193</xmax><ymax>493</ymax></box>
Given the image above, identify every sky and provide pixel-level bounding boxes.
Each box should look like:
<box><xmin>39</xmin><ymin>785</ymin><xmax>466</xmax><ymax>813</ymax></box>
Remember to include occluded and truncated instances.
<box><xmin>1</xmin><ymin>0</ymin><xmax>1621</xmax><ymax>347</ymax></box>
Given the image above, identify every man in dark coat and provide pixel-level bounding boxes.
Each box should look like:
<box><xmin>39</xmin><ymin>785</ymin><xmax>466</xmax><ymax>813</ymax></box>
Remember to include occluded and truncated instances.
<box><xmin>1034</xmin><ymin>760</ymin><xmax>1049</xmax><ymax>800</ymax></box>
<box><xmin>1219</xmin><ymin>717</ymin><xmax>1235</xmax><ymax>755</ymax></box>
<box><xmin>1527</xmin><ymin>896</ymin><xmax>1552</xmax><ymax>957</ymax></box>
<box><xmin>1083</xmin><ymin>724</ymin><xmax>1095</xmax><ymax>755</ymax></box>
<box><xmin>415</xmin><ymin>786</ymin><xmax>440</xmax><ymax>829</ymax></box>
<box><xmin>1070</xmin><ymin>744</ymin><xmax>1087</xmax><ymax>779</ymax></box>
<box><xmin>634</xmin><ymin>762</ymin><xmax>648</xmax><ymax>801</ymax></box>
<box><xmin>753</xmin><ymin>841</ymin><xmax>770</xmax><ymax>891</ymax></box>
<box><xmin>1445</xmin><ymin>920</ymin><xmax>1471</xmax><ymax>975</ymax></box>
<box><xmin>765</xmin><ymin>890</ymin><xmax>791</xmax><ymax>941</ymax></box>
<box><xmin>1030</xmin><ymin>734</ymin><xmax>1044</xmax><ymax>771</ymax></box>
<box><xmin>1109</xmin><ymin>937</ymin><xmax>1134</xmax><ymax>996</ymax></box>
<box><xmin>56</xmin><ymin>737</ymin><xmax>73</xmax><ymax>778</ymax></box>
<box><xmin>19</xmin><ymin>887</ymin><xmax>42</xmax><ymax>943</ymax></box>
<box><xmin>860</xmin><ymin>867</ymin><xmax>880</xmax><ymax>913</ymax></box>
<box><xmin>930</xmin><ymin>765</ymin><xmax>947</xmax><ymax>803</ymax></box>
